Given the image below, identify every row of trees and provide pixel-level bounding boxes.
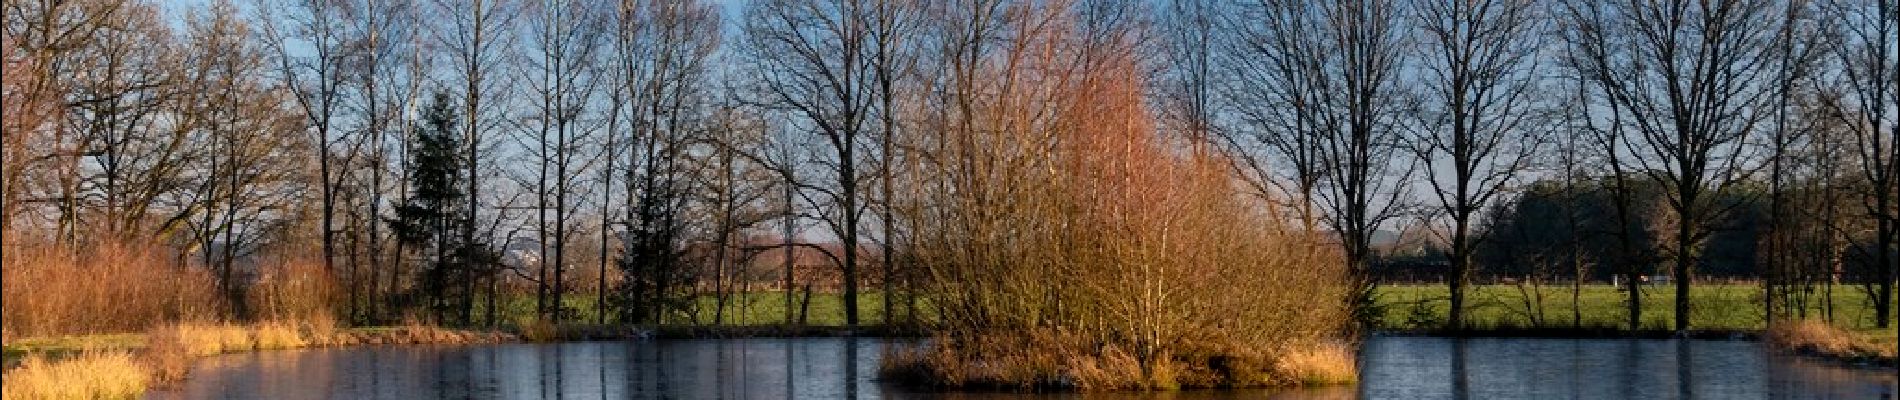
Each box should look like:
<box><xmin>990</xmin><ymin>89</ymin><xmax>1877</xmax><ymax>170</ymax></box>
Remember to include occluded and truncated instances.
<box><xmin>4</xmin><ymin>0</ymin><xmax>1895</xmax><ymax>335</ymax></box>
<box><xmin>3</xmin><ymin>0</ymin><xmax>759</xmax><ymax>326</ymax></box>
<box><xmin>1181</xmin><ymin>0</ymin><xmax>1896</xmax><ymax>332</ymax></box>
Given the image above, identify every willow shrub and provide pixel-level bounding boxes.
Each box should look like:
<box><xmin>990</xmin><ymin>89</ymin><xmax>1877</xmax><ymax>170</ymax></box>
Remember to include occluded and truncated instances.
<box><xmin>883</xmin><ymin>4</ymin><xmax>1352</xmax><ymax>390</ymax></box>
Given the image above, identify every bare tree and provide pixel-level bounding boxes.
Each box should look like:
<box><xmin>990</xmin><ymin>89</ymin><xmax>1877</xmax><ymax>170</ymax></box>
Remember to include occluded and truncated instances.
<box><xmin>1759</xmin><ymin>0</ymin><xmax>1825</xmax><ymax>325</ymax></box>
<box><xmin>1816</xmin><ymin>0</ymin><xmax>1898</xmax><ymax>329</ymax></box>
<box><xmin>1561</xmin><ymin>0</ymin><xmax>1788</xmax><ymax>333</ymax></box>
<box><xmin>742</xmin><ymin>0</ymin><xmax>878</xmax><ymax>326</ymax></box>
<box><xmin>60</xmin><ymin>1</ymin><xmax>185</xmax><ymax>243</ymax></box>
<box><xmin>176</xmin><ymin>0</ymin><xmax>310</xmax><ymax>316</ymax></box>
<box><xmin>431</xmin><ymin>0</ymin><xmax>518</xmax><ymax>323</ymax></box>
<box><xmin>261</xmin><ymin>0</ymin><xmax>363</xmax><ymax>315</ymax></box>
<box><xmin>339</xmin><ymin>0</ymin><xmax>424</xmax><ymax>323</ymax></box>
<box><xmin>603</xmin><ymin>0</ymin><xmax>720</xmax><ymax>325</ymax></box>
<box><xmin>867</xmin><ymin>0</ymin><xmax>920</xmax><ymax>325</ymax></box>
<box><xmin>1</xmin><ymin>0</ymin><xmax>118</xmax><ymax>249</ymax></box>
<box><xmin>694</xmin><ymin>101</ymin><xmax>778</xmax><ymax>325</ymax></box>
<box><xmin>1231</xmin><ymin>0</ymin><xmax>1414</xmax><ymax>323</ymax></box>
<box><xmin>519</xmin><ymin>0</ymin><xmax>605</xmax><ymax>323</ymax></box>
<box><xmin>1219</xmin><ymin>0</ymin><xmax>1327</xmax><ymax>231</ymax></box>
<box><xmin>0</xmin><ymin>29</ymin><xmax>48</xmax><ymax>255</ymax></box>
<box><xmin>1409</xmin><ymin>0</ymin><xmax>1546</xmax><ymax>330</ymax></box>
<box><xmin>1162</xmin><ymin>0</ymin><xmax>1217</xmax><ymax>143</ymax></box>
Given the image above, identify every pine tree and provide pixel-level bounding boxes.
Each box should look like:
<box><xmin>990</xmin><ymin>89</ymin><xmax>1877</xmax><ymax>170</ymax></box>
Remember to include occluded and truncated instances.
<box><xmin>390</xmin><ymin>91</ymin><xmax>487</xmax><ymax>322</ymax></box>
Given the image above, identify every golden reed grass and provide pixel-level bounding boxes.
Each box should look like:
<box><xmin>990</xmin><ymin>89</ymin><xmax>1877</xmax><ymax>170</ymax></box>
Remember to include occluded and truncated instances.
<box><xmin>1273</xmin><ymin>342</ymin><xmax>1360</xmax><ymax>386</ymax></box>
<box><xmin>1765</xmin><ymin>319</ymin><xmax>1897</xmax><ymax>361</ymax></box>
<box><xmin>882</xmin><ymin>331</ymin><xmax>1358</xmax><ymax>391</ymax></box>
<box><xmin>1</xmin><ymin>351</ymin><xmax>150</xmax><ymax>400</ymax></box>
<box><xmin>1</xmin><ymin>241</ymin><xmax>341</xmax><ymax>344</ymax></box>
<box><xmin>2</xmin><ymin>242</ymin><xmax>223</xmax><ymax>341</ymax></box>
<box><xmin>246</xmin><ymin>258</ymin><xmax>341</xmax><ymax>322</ymax></box>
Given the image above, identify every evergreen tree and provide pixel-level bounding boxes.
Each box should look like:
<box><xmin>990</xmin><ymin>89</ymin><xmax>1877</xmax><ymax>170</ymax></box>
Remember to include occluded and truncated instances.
<box><xmin>390</xmin><ymin>91</ymin><xmax>493</xmax><ymax>323</ymax></box>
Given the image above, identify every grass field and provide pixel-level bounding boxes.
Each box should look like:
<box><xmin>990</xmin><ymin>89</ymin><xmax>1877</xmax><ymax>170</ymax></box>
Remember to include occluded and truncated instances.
<box><xmin>495</xmin><ymin>285</ymin><xmax>1893</xmax><ymax>334</ymax></box>
<box><xmin>1372</xmin><ymin>283</ymin><xmax>1898</xmax><ymax>336</ymax></box>
<box><xmin>485</xmin><ymin>291</ymin><xmax>925</xmax><ymax>327</ymax></box>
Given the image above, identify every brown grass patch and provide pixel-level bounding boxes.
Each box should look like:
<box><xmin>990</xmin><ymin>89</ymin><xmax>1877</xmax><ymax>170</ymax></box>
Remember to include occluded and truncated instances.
<box><xmin>881</xmin><ymin>329</ymin><xmax>1355</xmax><ymax>392</ymax></box>
<box><xmin>250</xmin><ymin>321</ymin><xmax>307</xmax><ymax>350</ymax></box>
<box><xmin>6</xmin><ymin>318</ymin><xmax>513</xmax><ymax>398</ymax></box>
<box><xmin>1272</xmin><ymin>342</ymin><xmax>1359</xmax><ymax>386</ymax></box>
<box><xmin>147</xmin><ymin>323</ymin><xmax>251</xmax><ymax>358</ymax></box>
<box><xmin>1765</xmin><ymin>319</ymin><xmax>1897</xmax><ymax>362</ymax></box>
<box><xmin>517</xmin><ymin>318</ymin><xmax>559</xmax><ymax>342</ymax></box>
<box><xmin>246</xmin><ymin>258</ymin><xmax>341</xmax><ymax>321</ymax></box>
<box><xmin>1</xmin><ymin>351</ymin><xmax>150</xmax><ymax>400</ymax></box>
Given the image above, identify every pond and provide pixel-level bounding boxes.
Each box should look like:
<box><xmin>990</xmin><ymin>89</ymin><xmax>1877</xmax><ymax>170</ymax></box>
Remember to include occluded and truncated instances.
<box><xmin>147</xmin><ymin>336</ymin><xmax>1895</xmax><ymax>399</ymax></box>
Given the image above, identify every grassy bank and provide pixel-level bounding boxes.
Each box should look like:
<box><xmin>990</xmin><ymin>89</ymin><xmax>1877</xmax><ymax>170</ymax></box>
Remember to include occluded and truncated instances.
<box><xmin>1374</xmin><ymin>283</ymin><xmax>1899</xmax><ymax>366</ymax></box>
<box><xmin>1372</xmin><ymin>284</ymin><xmax>1898</xmax><ymax>333</ymax></box>
<box><xmin>474</xmin><ymin>284</ymin><xmax>1898</xmax><ymax>338</ymax></box>
<box><xmin>1</xmin><ymin>321</ymin><xmax>512</xmax><ymax>400</ymax></box>
<box><xmin>1765</xmin><ymin>319</ymin><xmax>1898</xmax><ymax>367</ymax></box>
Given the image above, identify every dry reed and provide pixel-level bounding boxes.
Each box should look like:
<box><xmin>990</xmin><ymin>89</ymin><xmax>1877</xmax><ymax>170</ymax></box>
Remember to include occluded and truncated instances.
<box><xmin>1</xmin><ymin>242</ymin><xmax>223</xmax><ymax>338</ymax></box>
<box><xmin>0</xmin><ymin>351</ymin><xmax>150</xmax><ymax>400</ymax></box>
<box><xmin>1765</xmin><ymin>319</ymin><xmax>1897</xmax><ymax>361</ymax></box>
<box><xmin>246</xmin><ymin>258</ymin><xmax>341</xmax><ymax>321</ymax></box>
<box><xmin>1273</xmin><ymin>343</ymin><xmax>1360</xmax><ymax>386</ymax></box>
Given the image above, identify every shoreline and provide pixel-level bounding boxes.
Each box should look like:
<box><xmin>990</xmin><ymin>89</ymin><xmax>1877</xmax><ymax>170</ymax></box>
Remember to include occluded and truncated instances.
<box><xmin>9</xmin><ymin>324</ymin><xmax>1886</xmax><ymax>361</ymax></box>
<box><xmin>1376</xmin><ymin>327</ymin><xmax>1760</xmax><ymax>340</ymax></box>
<box><xmin>1376</xmin><ymin>327</ymin><xmax>1894</xmax><ymax>369</ymax></box>
<box><xmin>5</xmin><ymin>323</ymin><xmax>1889</xmax><ymax>399</ymax></box>
<box><xmin>9</xmin><ymin>324</ymin><xmax>1885</xmax><ymax>352</ymax></box>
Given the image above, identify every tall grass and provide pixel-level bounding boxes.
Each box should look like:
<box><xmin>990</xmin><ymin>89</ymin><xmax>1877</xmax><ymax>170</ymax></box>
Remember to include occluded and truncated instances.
<box><xmin>1765</xmin><ymin>319</ymin><xmax>1898</xmax><ymax>362</ymax></box>
<box><xmin>0</xmin><ymin>351</ymin><xmax>149</xmax><ymax>400</ymax></box>
<box><xmin>1</xmin><ymin>242</ymin><xmax>223</xmax><ymax>340</ymax></box>
<box><xmin>1273</xmin><ymin>343</ymin><xmax>1359</xmax><ymax>386</ymax></box>
<box><xmin>246</xmin><ymin>258</ymin><xmax>341</xmax><ymax>321</ymax></box>
<box><xmin>1</xmin><ymin>241</ymin><xmax>344</xmax><ymax>343</ymax></box>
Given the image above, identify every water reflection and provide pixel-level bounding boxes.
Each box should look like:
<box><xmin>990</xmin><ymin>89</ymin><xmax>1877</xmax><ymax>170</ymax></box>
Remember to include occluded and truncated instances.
<box><xmin>1355</xmin><ymin>336</ymin><xmax>1895</xmax><ymax>399</ymax></box>
<box><xmin>149</xmin><ymin>336</ymin><xmax>1895</xmax><ymax>400</ymax></box>
<box><xmin>1448</xmin><ymin>338</ymin><xmax>1467</xmax><ymax>399</ymax></box>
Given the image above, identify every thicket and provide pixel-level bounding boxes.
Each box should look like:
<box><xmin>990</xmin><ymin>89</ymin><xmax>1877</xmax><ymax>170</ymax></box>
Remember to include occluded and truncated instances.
<box><xmin>882</xmin><ymin>3</ymin><xmax>1353</xmax><ymax>390</ymax></box>
<box><xmin>1</xmin><ymin>241</ymin><xmax>339</xmax><ymax>342</ymax></box>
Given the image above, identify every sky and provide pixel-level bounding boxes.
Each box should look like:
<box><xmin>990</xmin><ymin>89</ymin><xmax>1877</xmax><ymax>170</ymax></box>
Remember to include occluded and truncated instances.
<box><xmin>158</xmin><ymin>0</ymin><xmax>750</xmax><ymax>23</ymax></box>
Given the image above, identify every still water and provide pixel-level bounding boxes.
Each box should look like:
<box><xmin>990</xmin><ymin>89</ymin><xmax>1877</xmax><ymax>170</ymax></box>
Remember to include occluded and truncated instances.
<box><xmin>147</xmin><ymin>336</ymin><xmax>1895</xmax><ymax>400</ymax></box>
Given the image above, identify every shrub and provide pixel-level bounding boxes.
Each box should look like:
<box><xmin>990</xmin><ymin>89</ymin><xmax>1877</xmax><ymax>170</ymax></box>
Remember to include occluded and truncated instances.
<box><xmin>0</xmin><ymin>351</ymin><xmax>150</xmax><ymax>400</ymax></box>
<box><xmin>889</xmin><ymin>4</ymin><xmax>1352</xmax><ymax>390</ymax></box>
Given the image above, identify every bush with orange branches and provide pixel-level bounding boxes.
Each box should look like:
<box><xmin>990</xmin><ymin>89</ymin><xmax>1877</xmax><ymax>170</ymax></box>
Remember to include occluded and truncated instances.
<box><xmin>885</xmin><ymin>1</ymin><xmax>1353</xmax><ymax>391</ymax></box>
